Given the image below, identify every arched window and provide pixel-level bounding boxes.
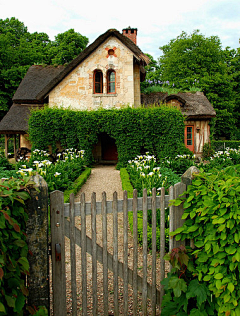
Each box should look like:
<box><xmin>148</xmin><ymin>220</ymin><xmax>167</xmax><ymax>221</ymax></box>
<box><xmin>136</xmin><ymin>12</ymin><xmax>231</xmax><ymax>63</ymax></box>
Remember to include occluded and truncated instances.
<box><xmin>94</xmin><ymin>70</ymin><xmax>103</xmax><ymax>93</ymax></box>
<box><xmin>107</xmin><ymin>70</ymin><xmax>116</xmax><ymax>94</ymax></box>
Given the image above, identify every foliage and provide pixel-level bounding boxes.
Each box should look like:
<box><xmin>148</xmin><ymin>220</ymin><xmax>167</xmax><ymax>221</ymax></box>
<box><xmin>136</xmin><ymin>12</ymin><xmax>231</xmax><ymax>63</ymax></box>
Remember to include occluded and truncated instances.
<box><xmin>198</xmin><ymin>147</ymin><xmax>240</xmax><ymax>172</ymax></box>
<box><xmin>211</xmin><ymin>109</ymin><xmax>236</xmax><ymax>140</ymax></box>
<box><xmin>15</xmin><ymin>148</ymin><xmax>86</xmax><ymax>192</ymax></box>
<box><xmin>171</xmin><ymin>165</ymin><xmax>240</xmax><ymax>315</ymax></box>
<box><xmin>159</xmin><ymin>152</ymin><xmax>196</xmax><ymax>175</ymax></box>
<box><xmin>212</xmin><ymin>140</ymin><xmax>240</xmax><ymax>152</ymax></box>
<box><xmin>161</xmin><ymin>246</ymin><xmax>217</xmax><ymax>315</ymax></box>
<box><xmin>120</xmin><ymin>168</ymin><xmax>133</xmax><ymax>198</ymax></box>
<box><xmin>125</xmin><ymin>154</ymin><xmax>182</xmax><ymax>250</ymax></box>
<box><xmin>28</xmin><ymin>106</ymin><xmax>185</xmax><ymax>169</ymax></box>
<box><xmin>0</xmin><ymin>17</ymin><xmax>89</xmax><ymax>117</ymax></box>
<box><xmin>202</xmin><ymin>142</ymin><xmax>214</xmax><ymax>160</ymax></box>
<box><xmin>126</xmin><ymin>153</ymin><xmax>181</xmax><ymax>195</ymax></box>
<box><xmin>47</xmin><ymin>29</ymin><xmax>88</xmax><ymax>65</ymax></box>
<box><xmin>158</xmin><ymin>30</ymin><xmax>236</xmax><ymax>111</ymax></box>
<box><xmin>0</xmin><ymin>176</ymin><xmax>35</xmax><ymax>315</ymax></box>
<box><xmin>64</xmin><ymin>167</ymin><xmax>91</xmax><ymax>203</ymax></box>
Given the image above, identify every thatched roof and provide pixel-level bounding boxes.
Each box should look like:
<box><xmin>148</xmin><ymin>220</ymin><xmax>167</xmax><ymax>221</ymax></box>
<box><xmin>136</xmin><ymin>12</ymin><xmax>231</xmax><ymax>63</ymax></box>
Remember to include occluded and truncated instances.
<box><xmin>13</xmin><ymin>65</ymin><xmax>65</xmax><ymax>103</ymax></box>
<box><xmin>141</xmin><ymin>92</ymin><xmax>216</xmax><ymax>119</ymax></box>
<box><xmin>13</xmin><ymin>29</ymin><xmax>149</xmax><ymax>104</ymax></box>
<box><xmin>0</xmin><ymin>104</ymin><xmax>42</xmax><ymax>134</ymax></box>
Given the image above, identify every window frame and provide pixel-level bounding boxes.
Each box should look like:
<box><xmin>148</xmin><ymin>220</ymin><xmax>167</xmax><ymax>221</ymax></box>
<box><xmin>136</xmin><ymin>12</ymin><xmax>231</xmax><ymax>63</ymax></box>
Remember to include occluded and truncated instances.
<box><xmin>93</xmin><ymin>70</ymin><xmax>103</xmax><ymax>94</ymax></box>
<box><xmin>107</xmin><ymin>69</ymin><xmax>116</xmax><ymax>94</ymax></box>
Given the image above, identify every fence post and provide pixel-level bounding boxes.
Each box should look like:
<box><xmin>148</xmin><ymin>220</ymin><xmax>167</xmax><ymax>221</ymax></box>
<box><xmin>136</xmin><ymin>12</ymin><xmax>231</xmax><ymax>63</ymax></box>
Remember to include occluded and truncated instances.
<box><xmin>26</xmin><ymin>174</ymin><xmax>49</xmax><ymax>313</ymax></box>
<box><xmin>181</xmin><ymin>166</ymin><xmax>200</xmax><ymax>248</ymax></box>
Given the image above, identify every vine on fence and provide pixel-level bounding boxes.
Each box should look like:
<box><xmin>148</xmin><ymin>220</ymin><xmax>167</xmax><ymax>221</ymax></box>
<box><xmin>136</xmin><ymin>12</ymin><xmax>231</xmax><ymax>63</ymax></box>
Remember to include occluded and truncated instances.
<box><xmin>170</xmin><ymin>165</ymin><xmax>240</xmax><ymax>315</ymax></box>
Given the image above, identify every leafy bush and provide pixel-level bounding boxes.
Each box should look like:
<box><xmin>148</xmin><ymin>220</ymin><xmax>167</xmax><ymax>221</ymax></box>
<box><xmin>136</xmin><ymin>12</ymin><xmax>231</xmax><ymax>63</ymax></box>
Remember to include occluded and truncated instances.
<box><xmin>161</xmin><ymin>246</ymin><xmax>217</xmax><ymax>315</ymax></box>
<box><xmin>28</xmin><ymin>106</ymin><xmax>185</xmax><ymax>168</ymax></box>
<box><xmin>171</xmin><ymin>165</ymin><xmax>240</xmax><ymax>315</ymax></box>
<box><xmin>0</xmin><ymin>176</ymin><xmax>35</xmax><ymax>315</ymax></box>
<box><xmin>202</xmin><ymin>142</ymin><xmax>214</xmax><ymax>160</ymax></box>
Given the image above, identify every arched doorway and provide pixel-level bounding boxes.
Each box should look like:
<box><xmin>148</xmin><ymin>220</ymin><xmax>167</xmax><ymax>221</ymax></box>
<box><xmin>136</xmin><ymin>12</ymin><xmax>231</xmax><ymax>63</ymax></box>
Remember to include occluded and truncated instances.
<box><xmin>92</xmin><ymin>133</ymin><xmax>118</xmax><ymax>164</ymax></box>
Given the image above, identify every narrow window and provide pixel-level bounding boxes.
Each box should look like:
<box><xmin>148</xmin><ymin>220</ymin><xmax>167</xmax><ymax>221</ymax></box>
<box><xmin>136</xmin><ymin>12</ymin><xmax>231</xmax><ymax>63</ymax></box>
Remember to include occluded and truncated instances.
<box><xmin>184</xmin><ymin>126</ymin><xmax>194</xmax><ymax>152</ymax></box>
<box><xmin>107</xmin><ymin>70</ymin><xmax>116</xmax><ymax>94</ymax></box>
<box><xmin>94</xmin><ymin>70</ymin><xmax>103</xmax><ymax>93</ymax></box>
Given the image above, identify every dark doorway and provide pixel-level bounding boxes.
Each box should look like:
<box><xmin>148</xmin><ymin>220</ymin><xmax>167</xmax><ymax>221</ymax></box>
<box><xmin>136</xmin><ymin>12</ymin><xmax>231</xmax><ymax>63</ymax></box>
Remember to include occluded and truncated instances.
<box><xmin>101</xmin><ymin>133</ymin><xmax>118</xmax><ymax>161</ymax></box>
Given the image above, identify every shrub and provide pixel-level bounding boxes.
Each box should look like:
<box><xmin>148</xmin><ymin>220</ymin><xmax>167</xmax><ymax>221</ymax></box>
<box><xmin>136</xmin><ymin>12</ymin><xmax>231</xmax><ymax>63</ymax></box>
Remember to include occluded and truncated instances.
<box><xmin>161</xmin><ymin>246</ymin><xmax>217</xmax><ymax>315</ymax></box>
<box><xmin>28</xmin><ymin>106</ymin><xmax>185</xmax><ymax>168</ymax></box>
<box><xmin>0</xmin><ymin>176</ymin><xmax>35</xmax><ymax>315</ymax></box>
<box><xmin>171</xmin><ymin>165</ymin><xmax>240</xmax><ymax>315</ymax></box>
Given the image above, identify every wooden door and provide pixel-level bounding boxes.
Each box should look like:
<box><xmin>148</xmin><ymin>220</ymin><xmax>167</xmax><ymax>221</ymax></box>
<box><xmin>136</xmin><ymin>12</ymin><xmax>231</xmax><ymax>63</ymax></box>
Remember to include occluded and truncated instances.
<box><xmin>184</xmin><ymin>126</ymin><xmax>194</xmax><ymax>152</ymax></box>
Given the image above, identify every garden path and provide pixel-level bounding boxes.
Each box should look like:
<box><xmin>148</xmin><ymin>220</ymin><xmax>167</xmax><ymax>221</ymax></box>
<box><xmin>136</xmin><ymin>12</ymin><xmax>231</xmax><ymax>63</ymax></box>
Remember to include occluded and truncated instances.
<box><xmin>74</xmin><ymin>164</ymin><xmax>123</xmax><ymax>202</ymax></box>
<box><xmin>63</xmin><ymin>165</ymin><xmax>162</xmax><ymax>315</ymax></box>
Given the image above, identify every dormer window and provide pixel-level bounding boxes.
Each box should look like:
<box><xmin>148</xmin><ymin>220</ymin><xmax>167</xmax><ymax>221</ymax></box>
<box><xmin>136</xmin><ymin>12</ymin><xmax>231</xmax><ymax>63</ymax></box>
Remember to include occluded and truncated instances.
<box><xmin>107</xmin><ymin>70</ymin><xmax>116</xmax><ymax>94</ymax></box>
<box><xmin>94</xmin><ymin>70</ymin><xmax>103</xmax><ymax>93</ymax></box>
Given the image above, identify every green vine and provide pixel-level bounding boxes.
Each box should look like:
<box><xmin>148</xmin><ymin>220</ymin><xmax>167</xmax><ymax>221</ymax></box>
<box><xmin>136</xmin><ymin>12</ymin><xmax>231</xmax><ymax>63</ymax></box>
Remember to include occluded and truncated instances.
<box><xmin>171</xmin><ymin>165</ymin><xmax>240</xmax><ymax>315</ymax></box>
<box><xmin>28</xmin><ymin>106</ymin><xmax>185</xmax><ymax>168</ymax></box>
<box><xmin>0</xmin><ymin>176</ymin><xmax>36</xmax><ymax>315</ymax></box>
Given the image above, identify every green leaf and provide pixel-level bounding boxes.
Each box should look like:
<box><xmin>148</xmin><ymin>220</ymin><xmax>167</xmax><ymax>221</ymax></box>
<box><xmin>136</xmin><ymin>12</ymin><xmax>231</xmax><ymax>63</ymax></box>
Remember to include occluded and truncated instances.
<box><xmin>5</xmin><ymin>294</ymin><xmax>16</xmax><ymax>308</ymax></box>
<box><xmin>216</xmin><ymin>279</ymin><xmax>222</xmax><ymax>290</ymax></box>
<box><xmin>0</xmin><ymin>302</ymin><xmax>6</xmax><ymax>313</ymax></box>
<box><xmin>13</xmin><ymin>240</ymin><xmax>26</xmax><ymax>247</ymax></box>
<box><xmin>214</xmin><ymin>273</ymin><xmax>223</xmax><ymax>279</ymax></box>
<box><xmin>227</xmin><ymin>283</ymin><xmax>234</xmax><ymax>293</ymax></box>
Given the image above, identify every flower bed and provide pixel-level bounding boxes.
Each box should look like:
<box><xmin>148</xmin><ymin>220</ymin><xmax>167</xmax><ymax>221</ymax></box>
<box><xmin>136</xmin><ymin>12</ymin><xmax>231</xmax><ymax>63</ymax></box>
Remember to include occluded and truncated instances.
<box><xmin>16</xmin><ymin>148</ymin><xmax>86</xmax><ymax>192</ymax></box>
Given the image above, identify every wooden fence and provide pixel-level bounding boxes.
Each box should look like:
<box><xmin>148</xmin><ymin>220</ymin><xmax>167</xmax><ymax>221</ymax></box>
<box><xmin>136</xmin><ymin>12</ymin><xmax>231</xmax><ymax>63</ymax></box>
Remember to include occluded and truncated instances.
<box><xmin>26</xmin><ymin>166</ymin><xmax>199</xmax><ymax>315</ymax></box>
<box><xmin>50</xmin><ymin>183</ymin><xmax>187</xmax><ymax>315</ymax></box>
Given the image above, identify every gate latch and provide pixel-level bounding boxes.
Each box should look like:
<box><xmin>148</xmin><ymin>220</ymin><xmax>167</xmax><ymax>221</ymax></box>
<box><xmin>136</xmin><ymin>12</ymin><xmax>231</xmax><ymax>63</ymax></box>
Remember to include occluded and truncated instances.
<box><xmin>55</xmin><ymin>243</ymin><xmax>61</xmax><ymax>261</ymax></box>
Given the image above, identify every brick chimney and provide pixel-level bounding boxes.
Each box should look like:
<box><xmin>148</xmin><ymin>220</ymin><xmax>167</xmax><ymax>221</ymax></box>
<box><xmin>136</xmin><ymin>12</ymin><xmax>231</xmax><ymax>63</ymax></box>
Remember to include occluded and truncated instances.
<box><xmin>122</xmin><ymin>27</ymin><xmax>138</xmax><ymax>45</ymax></box>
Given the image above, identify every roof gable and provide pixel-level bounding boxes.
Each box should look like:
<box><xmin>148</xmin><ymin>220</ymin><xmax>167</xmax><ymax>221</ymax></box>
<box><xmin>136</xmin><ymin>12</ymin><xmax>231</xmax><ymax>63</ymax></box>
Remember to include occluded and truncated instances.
<box><xmin>141</xmin><ymin>92</ymin><xmax>216</xmax><ymax>119</ymax></box>
<box><xmin>13</xmin><ymin>29</ymin><xmax>149</xmax><ymax>103</ymax></box>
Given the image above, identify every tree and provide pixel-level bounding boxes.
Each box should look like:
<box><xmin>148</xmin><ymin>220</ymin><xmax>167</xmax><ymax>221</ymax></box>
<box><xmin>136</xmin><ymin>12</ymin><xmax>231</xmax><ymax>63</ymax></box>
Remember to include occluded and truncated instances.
<box><xmin>48</xmin><ymin>29</ymin><xmax>89</xmax><ymax>65</ymax></box>
<box><xmin>0</xmin><ymin>18</ymin><xmax>89</xmax><ymax>119</ymax></box>
<box><xmin>158</xmin><ymin>30</ymin><xmax>238</xmax><ymax>138</ymax></box>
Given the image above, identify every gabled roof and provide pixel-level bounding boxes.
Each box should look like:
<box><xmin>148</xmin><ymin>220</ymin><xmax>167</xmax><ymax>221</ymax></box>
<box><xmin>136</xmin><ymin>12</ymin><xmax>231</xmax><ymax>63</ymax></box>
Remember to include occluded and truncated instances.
<box><xmin>141</xmin><ymin>92</ymin><xmax>216</xmax><ymax>119</ymax></box>
<box><xmin>0</xmin><ymin>104</ymin><xmax>42</xmax><ymax>134</ymax></box>
<box><xmin>13</xmin><ymin>29</ymin><xmax>149</xmax><ymax>104</ymax></box>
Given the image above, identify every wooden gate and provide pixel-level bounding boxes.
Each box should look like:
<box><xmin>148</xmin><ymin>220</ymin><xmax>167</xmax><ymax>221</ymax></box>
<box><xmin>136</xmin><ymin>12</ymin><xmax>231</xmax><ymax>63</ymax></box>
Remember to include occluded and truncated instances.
<box><xmin>50</xmin><ymin>183</ymin><xmax>186</xmax><ymax>315</ymax></box>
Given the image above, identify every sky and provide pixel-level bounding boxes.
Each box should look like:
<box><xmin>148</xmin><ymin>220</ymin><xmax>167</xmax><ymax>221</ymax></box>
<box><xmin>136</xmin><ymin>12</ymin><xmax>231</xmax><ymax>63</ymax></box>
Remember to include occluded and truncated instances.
<box><xmin>1</xmin><ymin>0</ymin><xmax>240</xmax><ymax>60</ymax></box>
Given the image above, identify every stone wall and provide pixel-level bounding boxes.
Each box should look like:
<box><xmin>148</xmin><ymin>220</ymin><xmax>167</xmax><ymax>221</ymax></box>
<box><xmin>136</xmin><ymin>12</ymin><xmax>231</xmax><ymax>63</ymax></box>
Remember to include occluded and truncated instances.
<box><xmin>49</xmin><ymin>36</ymin><xmax>141</xmax><ymax>110</ymax></box>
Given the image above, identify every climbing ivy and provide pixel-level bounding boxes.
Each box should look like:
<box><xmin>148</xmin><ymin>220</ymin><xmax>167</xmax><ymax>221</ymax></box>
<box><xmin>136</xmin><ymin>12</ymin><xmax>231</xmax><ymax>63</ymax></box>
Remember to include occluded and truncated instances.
<box><xmin>171</xmin><ymin>165</ymin><xmax>240</xmax><ymax>315</ymax></box>
<box><xmin>28</xmin><ymin>106</ymin><xmax>185</xmax><ymax>168</ymax></box>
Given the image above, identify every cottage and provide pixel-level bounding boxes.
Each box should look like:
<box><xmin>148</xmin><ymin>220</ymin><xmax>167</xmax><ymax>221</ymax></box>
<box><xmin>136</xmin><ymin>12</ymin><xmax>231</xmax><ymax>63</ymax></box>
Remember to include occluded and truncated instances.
<box><xmin>0</xmin><ymin>27</ymin><xmax>216</xmax><ymax>159</ymax></box>
<box><xmin>141</xmin><ymin>92</ymin><xmax>216</xmax><ymax>156</ymax></box>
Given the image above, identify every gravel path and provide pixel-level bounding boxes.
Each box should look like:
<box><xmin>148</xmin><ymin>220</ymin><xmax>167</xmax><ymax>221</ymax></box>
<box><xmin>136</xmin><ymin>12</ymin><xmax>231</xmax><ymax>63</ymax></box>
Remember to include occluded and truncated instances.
<box><xmin>75</xmin><ymin>165</ymin><xmax>123</xmax><ymax>202</ymax></box>
<box><xmin>62</xmin><ymin>165</ymin><xmax>162</xmax><ymax>315</ymax></box>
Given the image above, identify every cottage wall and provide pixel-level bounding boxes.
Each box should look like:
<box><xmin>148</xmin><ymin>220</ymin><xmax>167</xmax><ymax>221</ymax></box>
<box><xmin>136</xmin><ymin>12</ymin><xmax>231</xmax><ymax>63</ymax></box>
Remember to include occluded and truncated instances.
<box><xmin>185</xmin><ymin>120</ymin><xmax>211</xmax><ymax>155</ymax></box>
<box><xmin>48</xmin><ymin>36</ymin><xmax>140</xmax><ymax>110</ymax></box>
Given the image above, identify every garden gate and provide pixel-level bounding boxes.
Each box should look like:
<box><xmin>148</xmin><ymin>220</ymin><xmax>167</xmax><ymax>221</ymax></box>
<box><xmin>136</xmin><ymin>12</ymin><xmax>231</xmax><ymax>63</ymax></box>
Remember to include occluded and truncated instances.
<box><xmin>50</xmin><ymin>181</ymin><xmax>187</xmax><ymax>315</ymax></box>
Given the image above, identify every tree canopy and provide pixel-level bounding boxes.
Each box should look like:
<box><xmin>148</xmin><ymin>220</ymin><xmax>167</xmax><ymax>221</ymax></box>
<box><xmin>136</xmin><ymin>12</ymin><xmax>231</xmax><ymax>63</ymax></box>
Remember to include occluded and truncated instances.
<box><xmin>0</xmin><ymin>17</ymin><xmax>89</xmax><ymax>119</ymax></box>
<box><xmin>142</xmin><ymin>30</ymin><xmax>240</xmax><ymax>139</ymax></box>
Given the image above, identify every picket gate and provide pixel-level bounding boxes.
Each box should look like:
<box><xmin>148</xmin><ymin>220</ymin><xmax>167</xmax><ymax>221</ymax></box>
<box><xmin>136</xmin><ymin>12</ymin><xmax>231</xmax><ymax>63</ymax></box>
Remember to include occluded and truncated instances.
<box><xmin>50</xmin><ymin>182</ymin><xmax>186</xmax><ymax>315</ymax></box>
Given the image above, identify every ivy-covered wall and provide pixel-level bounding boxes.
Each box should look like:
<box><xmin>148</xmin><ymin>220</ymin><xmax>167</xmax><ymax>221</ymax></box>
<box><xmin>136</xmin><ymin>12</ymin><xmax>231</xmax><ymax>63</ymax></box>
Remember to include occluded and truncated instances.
<box><xmin>28</xmin><ymin>106</ymin><xmax>185</xmax><ymax>168</ymax></box>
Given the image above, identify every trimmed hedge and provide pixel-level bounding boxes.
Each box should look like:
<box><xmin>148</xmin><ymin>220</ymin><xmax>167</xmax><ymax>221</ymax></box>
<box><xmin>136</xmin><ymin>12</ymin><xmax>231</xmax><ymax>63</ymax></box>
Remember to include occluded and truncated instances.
<box><xmin>28</xmin><ymin>106</ymin><xmax>185</xmax><ymax>168</ymax></box>
<box><xmin>212</xmin><ymin>140</ymin><xmax>240</xmax><ymax>152</ymax></box>
<box><xmin>64</xmin><ymin>167</ymin><xmax>91</xmax><ymax>203</ymax></box>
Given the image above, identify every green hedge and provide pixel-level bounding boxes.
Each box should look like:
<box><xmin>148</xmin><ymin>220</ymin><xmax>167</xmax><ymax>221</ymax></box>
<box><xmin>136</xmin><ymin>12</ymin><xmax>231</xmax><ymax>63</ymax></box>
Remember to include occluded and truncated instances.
<box><xmin>64</xmin><ymin>167</ymin><xmax>91</xmax><ymax>203</ymax></box>
<box><xmin>28</xmin><ymin>106</ymin><xmax>185</xmax><ymax>168</ymax></box>
<box><xmin>212</xmin><ymin>140</ymin><xmax>240</xmax><ymax>152</ymax></box>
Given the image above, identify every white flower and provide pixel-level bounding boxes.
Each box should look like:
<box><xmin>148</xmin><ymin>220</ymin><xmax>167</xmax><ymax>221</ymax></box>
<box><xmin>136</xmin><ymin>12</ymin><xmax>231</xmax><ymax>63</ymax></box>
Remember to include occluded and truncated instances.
<box><xmin>54</xmin><ymin>172</ymin><xmax>61</xmax><ymax>177</ymax></box>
